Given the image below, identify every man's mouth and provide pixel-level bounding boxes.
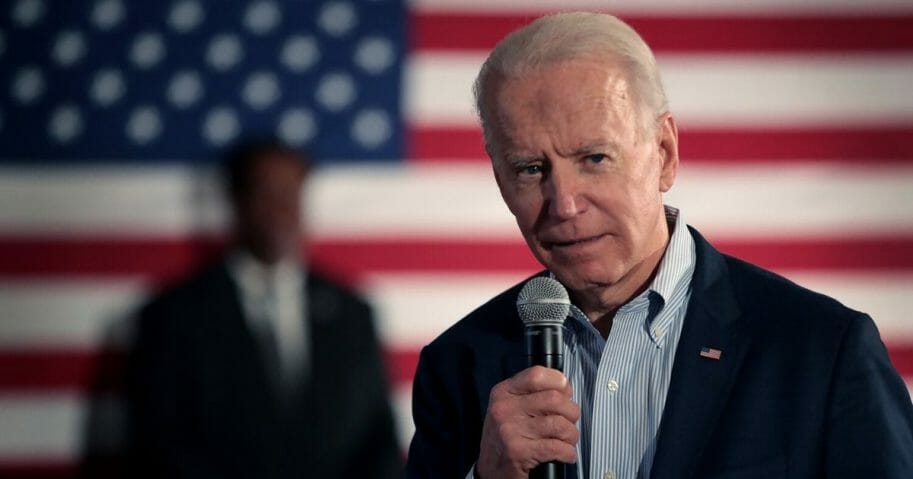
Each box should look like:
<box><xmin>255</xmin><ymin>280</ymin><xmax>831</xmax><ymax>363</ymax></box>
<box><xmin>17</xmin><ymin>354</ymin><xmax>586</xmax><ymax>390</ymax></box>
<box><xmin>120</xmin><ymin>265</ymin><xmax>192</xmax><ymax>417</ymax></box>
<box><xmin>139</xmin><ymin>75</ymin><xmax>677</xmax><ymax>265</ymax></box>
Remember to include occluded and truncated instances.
<box><xmin>546</xmin><ymin>233</ymin><xmax>607</xmax><ymax>249</ymax></box>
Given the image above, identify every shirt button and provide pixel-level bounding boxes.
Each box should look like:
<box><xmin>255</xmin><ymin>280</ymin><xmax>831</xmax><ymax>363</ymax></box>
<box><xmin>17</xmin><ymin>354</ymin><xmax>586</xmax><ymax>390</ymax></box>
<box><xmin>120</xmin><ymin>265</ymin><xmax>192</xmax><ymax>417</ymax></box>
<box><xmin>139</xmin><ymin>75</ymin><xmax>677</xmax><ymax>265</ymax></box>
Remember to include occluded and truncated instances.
<box><xmin>606</xmin><ymin>379</ymin><xmax>619</xmax><ymax>393</ymax></box>
<box><xmin>603</xmin><ymin>471</ymin><xmax>616</xmax><ymax>479</ymax></box>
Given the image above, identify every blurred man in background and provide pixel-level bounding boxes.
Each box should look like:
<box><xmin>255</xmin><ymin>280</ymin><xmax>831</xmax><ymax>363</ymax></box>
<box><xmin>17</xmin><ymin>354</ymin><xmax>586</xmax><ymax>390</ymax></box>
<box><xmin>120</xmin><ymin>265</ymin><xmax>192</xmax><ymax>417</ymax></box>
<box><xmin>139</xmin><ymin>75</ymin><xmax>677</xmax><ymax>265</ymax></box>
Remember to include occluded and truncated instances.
<box><xmin>128</xmin><ymin>139</ymin><xmax>401</xmax><ymax>478</ymax></box>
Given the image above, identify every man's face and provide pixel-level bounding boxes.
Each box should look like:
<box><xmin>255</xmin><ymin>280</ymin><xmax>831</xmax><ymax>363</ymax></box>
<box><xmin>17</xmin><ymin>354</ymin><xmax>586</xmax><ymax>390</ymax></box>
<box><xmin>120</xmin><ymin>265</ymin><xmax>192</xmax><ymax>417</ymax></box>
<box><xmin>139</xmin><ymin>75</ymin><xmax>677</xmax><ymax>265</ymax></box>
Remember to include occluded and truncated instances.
<box><xmin>235</xmin><ymin>152</ymin><xmax>306</xmax><ymax>264</ymax></box>
<box><xmin>487</xmin><ymin>59</ymin><xmax>678</xmax><ymax>294</ymax></box>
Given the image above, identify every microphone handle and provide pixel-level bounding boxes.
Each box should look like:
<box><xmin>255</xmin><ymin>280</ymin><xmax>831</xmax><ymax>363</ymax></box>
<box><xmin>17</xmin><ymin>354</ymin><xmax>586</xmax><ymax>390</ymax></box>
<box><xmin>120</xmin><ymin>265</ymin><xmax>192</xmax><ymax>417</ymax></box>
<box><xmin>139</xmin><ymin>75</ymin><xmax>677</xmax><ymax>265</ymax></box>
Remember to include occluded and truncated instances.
<box><xmin>530</xmin><ymin>462</ymin><xmax>564</xmax><ymax>479</ymax></box>
<box><xmin>525</xmin><ymin>325</ymin><xmax>565</xmax><ymax>479</ymax></box>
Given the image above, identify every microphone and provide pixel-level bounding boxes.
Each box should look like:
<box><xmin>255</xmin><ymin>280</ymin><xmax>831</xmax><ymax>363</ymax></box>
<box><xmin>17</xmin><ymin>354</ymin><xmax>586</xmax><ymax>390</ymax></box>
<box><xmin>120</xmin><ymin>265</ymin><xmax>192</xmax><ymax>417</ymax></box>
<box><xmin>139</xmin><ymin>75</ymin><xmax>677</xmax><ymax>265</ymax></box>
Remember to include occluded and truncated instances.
<box><xmin>517</xmin><ymin>277</ymin><xmax>571</xmax><ymax>479</ymax></box>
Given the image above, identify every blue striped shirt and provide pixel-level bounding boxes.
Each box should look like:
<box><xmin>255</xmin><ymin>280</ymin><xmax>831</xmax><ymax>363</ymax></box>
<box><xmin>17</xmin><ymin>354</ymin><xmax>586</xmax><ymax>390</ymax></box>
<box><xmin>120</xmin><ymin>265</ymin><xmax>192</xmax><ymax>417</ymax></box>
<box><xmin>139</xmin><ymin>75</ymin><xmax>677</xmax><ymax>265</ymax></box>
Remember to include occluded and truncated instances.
<box><xmin>561</xmin><ymin>206</ymin><xmax>696</xmax><ymax>479</ymax></box>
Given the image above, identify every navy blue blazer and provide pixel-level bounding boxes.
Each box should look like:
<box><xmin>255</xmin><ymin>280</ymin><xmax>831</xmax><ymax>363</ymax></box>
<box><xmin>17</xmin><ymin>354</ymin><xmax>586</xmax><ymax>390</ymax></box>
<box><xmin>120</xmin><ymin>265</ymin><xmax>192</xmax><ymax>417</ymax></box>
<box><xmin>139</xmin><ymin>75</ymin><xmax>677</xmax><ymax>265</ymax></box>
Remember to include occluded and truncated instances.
<box><xmin>127</xmin><ymin>261</ymin><xmax>402</xmax><ymax>479</ymax></box>
<box><xmin>407</xmin><ymin>227</ymin><xmax>913</xmax><ymax>478</ymax></box>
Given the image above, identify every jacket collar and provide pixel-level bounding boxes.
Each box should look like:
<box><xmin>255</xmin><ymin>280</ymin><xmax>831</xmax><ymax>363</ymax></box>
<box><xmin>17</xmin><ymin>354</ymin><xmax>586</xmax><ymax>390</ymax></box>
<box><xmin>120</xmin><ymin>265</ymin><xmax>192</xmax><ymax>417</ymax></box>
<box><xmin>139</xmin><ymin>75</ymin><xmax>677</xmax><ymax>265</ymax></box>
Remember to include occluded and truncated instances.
<box><xmin>650</xmin><ymin>226</ymin><xmax>749</xmax><ymax>478</ymax></box>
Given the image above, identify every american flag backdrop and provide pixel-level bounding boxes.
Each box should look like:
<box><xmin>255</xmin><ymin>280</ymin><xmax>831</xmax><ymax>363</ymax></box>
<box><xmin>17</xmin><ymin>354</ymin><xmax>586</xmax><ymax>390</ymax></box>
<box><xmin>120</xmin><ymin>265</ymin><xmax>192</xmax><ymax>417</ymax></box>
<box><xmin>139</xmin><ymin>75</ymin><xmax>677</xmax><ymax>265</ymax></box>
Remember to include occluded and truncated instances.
<box><xmin>1</xmin><ymin>0</ymin><xmax>913</xmax><ymax>476</ymax></box>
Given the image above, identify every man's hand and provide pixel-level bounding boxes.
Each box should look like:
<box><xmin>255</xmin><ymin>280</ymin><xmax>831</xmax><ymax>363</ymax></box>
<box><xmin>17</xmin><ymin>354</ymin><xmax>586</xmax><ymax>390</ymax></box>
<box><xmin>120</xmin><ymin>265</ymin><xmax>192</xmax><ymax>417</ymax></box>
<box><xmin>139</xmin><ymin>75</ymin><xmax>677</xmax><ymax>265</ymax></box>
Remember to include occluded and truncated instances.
<box><xmin>476</xmin><ymin>366</ymin><xmax>580</xmax><ymax>479</ymax></box>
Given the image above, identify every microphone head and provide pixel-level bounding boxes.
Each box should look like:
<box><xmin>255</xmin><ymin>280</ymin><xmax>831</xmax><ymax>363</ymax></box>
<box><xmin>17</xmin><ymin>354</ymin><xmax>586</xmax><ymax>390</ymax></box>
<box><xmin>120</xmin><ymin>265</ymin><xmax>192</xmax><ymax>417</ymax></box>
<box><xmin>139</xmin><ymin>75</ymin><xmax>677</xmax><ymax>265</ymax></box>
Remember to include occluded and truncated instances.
<box><xmin>517</xmin><ymin>277</ymin><xmax>571</xmax><ymax>327</ymax></box>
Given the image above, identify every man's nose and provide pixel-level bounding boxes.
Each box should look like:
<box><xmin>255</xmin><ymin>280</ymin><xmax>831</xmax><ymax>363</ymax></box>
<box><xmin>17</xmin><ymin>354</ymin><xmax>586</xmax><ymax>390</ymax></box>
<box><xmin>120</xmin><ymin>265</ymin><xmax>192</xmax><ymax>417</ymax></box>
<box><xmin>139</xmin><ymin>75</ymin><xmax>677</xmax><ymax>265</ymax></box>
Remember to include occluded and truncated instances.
<box><xmin>545</xmin><ymin>165</ymin><xmax>583</xmax><ymax>220</ymax></box>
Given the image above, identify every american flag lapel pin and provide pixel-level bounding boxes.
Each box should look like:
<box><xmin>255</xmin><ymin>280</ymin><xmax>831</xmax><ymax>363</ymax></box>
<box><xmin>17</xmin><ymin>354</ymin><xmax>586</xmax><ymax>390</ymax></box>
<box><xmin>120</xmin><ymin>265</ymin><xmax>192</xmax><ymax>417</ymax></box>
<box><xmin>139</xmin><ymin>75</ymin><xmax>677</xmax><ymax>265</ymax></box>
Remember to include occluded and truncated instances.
<box><xmin>700</xmin><ymin>346</ymin><xmax>722</xmax><ymax>360</ymax></box>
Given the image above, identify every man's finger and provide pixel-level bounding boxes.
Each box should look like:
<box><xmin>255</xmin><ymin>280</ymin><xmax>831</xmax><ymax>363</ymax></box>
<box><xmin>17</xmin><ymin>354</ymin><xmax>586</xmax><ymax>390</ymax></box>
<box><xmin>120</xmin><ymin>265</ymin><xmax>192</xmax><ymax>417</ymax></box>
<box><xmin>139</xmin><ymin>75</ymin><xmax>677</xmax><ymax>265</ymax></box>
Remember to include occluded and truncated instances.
<box><xmin>524</xmin><ymin>414</ymin><xmax>580</xmax><ymax>444</ymax></box>
<box><xmin>520</xmin><ymin>389</ymin><xmax>581</xmax><ymax>423</ymax></box>
<box><xmin>506</xmin><ymin>366</ymin><xmax>572</xmax><ymax>396</ymax></box>
<box><xmin>530</xmin><ymin>438</ymin><xmax>578</xmax><ymax>466</ymax></box>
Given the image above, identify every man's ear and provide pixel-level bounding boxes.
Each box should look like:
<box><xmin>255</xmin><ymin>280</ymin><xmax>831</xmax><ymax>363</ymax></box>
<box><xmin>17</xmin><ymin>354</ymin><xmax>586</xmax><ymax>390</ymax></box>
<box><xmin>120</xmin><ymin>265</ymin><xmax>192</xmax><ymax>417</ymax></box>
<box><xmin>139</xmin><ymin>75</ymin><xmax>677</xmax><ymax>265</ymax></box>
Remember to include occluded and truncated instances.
<box><xmin>656</xmin><ymin>112</ymin><xmax>679</xmax><ymax>193</ymax></box>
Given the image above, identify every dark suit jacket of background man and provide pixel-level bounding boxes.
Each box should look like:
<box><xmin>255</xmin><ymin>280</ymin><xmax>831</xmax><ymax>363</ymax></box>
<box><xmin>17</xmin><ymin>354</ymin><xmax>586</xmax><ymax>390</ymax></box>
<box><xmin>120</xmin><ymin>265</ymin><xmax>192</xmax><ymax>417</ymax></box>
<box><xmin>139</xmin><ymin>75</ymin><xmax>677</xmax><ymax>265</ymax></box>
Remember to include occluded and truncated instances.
<box><xmin>407</xmin><ymin>227</ymin><xmax>913</xmax><ymax>478</ymax></box>
<box><xmin>128</xmin><ymin>260</ymin><xmax>401</xmax><ymax>479</ymax></box>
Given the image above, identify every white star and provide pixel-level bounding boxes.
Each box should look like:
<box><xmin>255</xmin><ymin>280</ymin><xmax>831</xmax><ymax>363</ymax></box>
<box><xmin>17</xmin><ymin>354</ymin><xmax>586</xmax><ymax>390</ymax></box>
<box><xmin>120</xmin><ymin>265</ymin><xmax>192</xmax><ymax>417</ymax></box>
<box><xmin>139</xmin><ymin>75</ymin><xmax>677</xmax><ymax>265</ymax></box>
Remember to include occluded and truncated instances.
<box><xmin>244</xmin><ymin>0</ymin><xmax>281</xmax><ymax>35</ymax></box>
<box><xmin>351</xmin><ymin>109</ymin><xmax>392</xmax><ymax>149</ymax></box>
<box><xmin>48</xmin><ymin>104</ymin><xmax>83</xmax><ymax>144</ymax></box>
<box><xmin>242</xmin><ymin>71</ymin><xmax>280</xmax><ymax>110</ymax></box>
<box><xmin>168</xmin><ymin>0</ymin><xmax>204</xmax><ymax>33</ymax></box>
<box><xmin>354</xmin><ymin>36</ymin><xmax>395</xmax><ymax>75</ymax></box>
<box><xmin>52</xmin><ymin>30</ymin><xmax>87</xmax><ymax>67</ymax></box>
<box><xmin>90</xmin><ymin>68</ymin><xmax>125</xmax><ymax>107</ymax></box>
<box><xmin>207</xmin><ymin>34</ymin><xmax>243</xmax><ymax>71</ymax></box>
<box><xmin>91</xmin><ymin>0</ymin><xmax>125</xmax><ymax>31</ymax></box>
<box><xmin>315</xmin><ymin>72</ymin><xmax>356</xmax><ymax>112</ymax></box>
<box><xmin>281</xmin><ymin>35</ymin><xmax>320</xmax><ymax>72</ymax></box>
<box><xmin>12</xmin><ymin>0</ymin><xmax>46</xmax><ymax>28</ymax></box>
<box><xmin>278</xmin><ymin>108</ymin><xmax>317</xmax><ymax>146</ymax></box>
<box><xmin>203</xmin><ymin>106</ymin><xmax>240</xmax><ymax>146</ymax></box>
<box><xmin>130</xmin><ymin>32</ymin><xmax>166</xmax><ymax>69</ymax></box>
<box><xmin>126</xmin><ymin>106</ymin><xmax>162</xmax><ymax>145</ymax></box>
<box><xmin>167</xmin><ymin>70</ymin><xmax>203</xmax><ymax>108</ymax></box>
<box><xmin>12</xmin><ymin>67</ymin><xmax>45</xmax><ymax>105</ymax></box>
<box><xmin>318</xmin><ymin>1</ymin><xmax>357</xmax><ymax>38</ymax></box>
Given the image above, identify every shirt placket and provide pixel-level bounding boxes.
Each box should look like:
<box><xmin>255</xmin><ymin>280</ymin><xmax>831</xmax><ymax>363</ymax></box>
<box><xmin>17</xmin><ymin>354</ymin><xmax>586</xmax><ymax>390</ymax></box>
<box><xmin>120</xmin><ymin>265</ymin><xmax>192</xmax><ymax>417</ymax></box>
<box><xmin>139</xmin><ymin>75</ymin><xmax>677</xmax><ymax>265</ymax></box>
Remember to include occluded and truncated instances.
<box><xmin>589</xmin><ymin>296</ymin><xmax>651</xmax><ymax>479</ymax></box>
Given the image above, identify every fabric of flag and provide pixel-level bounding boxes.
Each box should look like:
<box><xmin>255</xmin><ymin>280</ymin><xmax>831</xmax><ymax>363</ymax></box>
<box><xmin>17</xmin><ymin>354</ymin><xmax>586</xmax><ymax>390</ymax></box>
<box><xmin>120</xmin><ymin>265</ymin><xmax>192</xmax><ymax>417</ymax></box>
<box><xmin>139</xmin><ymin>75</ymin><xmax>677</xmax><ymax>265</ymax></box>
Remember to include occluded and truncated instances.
<box><xmin>1</xmin><ymin>0</ymin><xmax>913</xmax><ymax>477</ymax></box>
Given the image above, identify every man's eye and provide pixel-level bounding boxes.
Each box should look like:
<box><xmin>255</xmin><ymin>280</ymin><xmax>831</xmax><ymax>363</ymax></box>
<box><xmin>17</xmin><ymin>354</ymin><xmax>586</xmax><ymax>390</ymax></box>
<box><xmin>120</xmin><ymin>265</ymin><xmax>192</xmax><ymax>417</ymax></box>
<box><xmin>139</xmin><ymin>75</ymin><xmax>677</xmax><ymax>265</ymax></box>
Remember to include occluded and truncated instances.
<box><xmin>524</xmin><ymin>165</ymin><xmax>543</xmax><ymax>174</ymax></box>
<box><xmin>585</xmin><ymin>154</ymin><xmax>608</xmax><ymax>164</ymax></box>
<box><xmin>516</xmin><ymin>164</ymin><xmax>543</xmax><ymax>175</ymax></box>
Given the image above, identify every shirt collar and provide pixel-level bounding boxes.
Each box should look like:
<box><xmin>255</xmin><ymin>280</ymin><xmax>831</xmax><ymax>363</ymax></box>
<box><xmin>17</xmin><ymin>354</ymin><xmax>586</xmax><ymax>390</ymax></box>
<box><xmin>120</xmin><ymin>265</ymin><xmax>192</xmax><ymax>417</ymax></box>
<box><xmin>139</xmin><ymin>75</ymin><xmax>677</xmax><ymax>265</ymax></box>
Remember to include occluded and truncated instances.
<box><xmin>228</xmin><ymin>249</ymin><xmax>303</xmax><ymax>299</ymax></box>
<box><xmin>557</xmin><ymin>205</ymin><xmax>696</xmax><ymax>346</ymax></box>
<box><xmin>649</xmin><ymin>205</ymin><xmax>694</xmax><ymax>307</ymax></box>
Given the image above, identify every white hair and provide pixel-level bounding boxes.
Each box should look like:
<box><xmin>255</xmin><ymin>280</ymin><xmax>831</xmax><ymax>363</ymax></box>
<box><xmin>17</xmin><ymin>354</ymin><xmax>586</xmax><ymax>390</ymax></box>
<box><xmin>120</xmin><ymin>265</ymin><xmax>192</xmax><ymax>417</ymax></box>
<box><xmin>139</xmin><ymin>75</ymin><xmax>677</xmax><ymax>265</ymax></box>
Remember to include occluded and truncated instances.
<box><xmin>473</xmin><ymin>12</ymin><xmax>669</xmax><ymax>150</ymax></box>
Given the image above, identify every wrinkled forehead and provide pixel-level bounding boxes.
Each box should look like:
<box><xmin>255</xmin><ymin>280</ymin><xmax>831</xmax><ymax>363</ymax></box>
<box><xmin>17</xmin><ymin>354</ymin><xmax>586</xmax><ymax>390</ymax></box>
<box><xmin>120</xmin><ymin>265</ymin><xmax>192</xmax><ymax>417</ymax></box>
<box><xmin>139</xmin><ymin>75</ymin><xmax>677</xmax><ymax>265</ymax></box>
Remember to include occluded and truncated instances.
<box><xmin>484</xmin><ymin>61</ymin><xmax>640</xmax><ymax>153</ymax></box>
<box><xmin>483</xmin><ymin>55</ymin><xmax>632</xmax><ymax>107</ymax></box>
<box><xmin>499</xmin><ymin>72</ymin><xmax>629</xmax><ymax>114</ymax></box>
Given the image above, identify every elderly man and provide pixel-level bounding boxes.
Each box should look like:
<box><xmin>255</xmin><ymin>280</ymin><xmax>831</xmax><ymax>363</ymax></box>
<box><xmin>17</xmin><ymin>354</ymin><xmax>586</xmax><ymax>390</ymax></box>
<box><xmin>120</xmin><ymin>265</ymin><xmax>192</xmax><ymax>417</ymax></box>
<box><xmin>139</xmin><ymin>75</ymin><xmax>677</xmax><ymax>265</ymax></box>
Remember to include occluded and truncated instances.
<box><xmin>406</xmin><ymin>12</ymin><xmax>913</xmax><ymax>479</ymax></box>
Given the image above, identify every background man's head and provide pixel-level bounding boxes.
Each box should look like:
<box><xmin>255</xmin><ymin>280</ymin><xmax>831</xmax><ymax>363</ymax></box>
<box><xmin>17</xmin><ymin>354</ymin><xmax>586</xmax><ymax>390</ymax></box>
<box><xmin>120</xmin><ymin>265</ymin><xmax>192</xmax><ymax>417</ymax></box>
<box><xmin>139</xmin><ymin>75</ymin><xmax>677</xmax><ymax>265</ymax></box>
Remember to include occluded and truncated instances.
<box><xmin>224</xmin><ymin>138</ymin><xmax>311</xmax><ymax>265</ymax></box>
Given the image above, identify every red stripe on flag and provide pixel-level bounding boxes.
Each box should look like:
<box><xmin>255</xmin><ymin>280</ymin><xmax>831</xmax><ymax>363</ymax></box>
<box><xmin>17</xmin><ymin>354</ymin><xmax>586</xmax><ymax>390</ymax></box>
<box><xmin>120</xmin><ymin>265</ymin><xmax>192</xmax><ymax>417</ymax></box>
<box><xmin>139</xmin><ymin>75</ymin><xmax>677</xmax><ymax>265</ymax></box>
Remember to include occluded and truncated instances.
<box><xmin>0</xmin><ymin>458</ymin><xmax>123</xmax><ymax>479</ymax></box>
<box><xmin>1</xmin><ymin>236</ymin><xmax>913</xmax><ymax>280</ymax></box>
<box><xmin>0</xmin><ymin>350</ymin><xmax>126</xmax><ymax>393</ymax></box>
<box><xmin>890</xmin><ymin>346</ymin><xmax>913</xmax><ymax>378</ymax></box>
<box><xmin>2</xmin><ymin>344</ymin><xmax>913</xmax><ymax>393</ymax></box>
<box><xmin>310</xmin><ymin>239</ymin><xmax>540</xmax><ymax>276</ymax></box>
<box><xmin>0</xmin><ymin>462</ymin><xmax>80</xmax><ymax>479</ymax></box>
<box><xmin>0</xmin><ymin>236</ymin><xmax>539</xmax><ymax>282</ymax></box>
<box><xmin>386</xmin><ymin>348</ymin><xmax>421</xmax><ymax>386</ymax></box>
<box><xmin>0</xmin><ymin>236</ymin><xmax>227</xmax><ymax>284</ymax></box>
<box><xmin>712</xmin><ymin>237</ymin><xmax>913</xmax><ymax>272</ymax></box>
<box><xmin>408</xmin><ymin>125</ymin><xmax>913</xmax><ymax>163</ymax></box>
<box><xmin>412</xmin><ymin>13</ymin><xmax>913</xmax><ymax>53</ymax></box>
<box><xmin>0</xmin><ymin>347</ymin><xmax>420</xmax><ymax>392</ymax></box>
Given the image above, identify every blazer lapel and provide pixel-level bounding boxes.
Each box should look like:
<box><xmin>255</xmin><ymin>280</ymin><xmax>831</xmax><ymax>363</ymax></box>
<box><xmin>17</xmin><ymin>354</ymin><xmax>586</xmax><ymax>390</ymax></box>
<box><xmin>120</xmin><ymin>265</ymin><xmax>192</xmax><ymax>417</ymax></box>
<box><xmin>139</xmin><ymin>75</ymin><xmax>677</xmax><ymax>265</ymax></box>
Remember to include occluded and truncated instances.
<box><xmin>213</xmin><ymin>263</ymin><xmax>282</xmax><ymax>414</ymax></box>
<box><xmin>650</xmin><ymin>228</ymin><xmax>751</xmax><ymax>478</ymax></box>
<box><xmin>302</xmin><ymin>274</ymin><xmax>342</xmax><ymax>414</ymax></box>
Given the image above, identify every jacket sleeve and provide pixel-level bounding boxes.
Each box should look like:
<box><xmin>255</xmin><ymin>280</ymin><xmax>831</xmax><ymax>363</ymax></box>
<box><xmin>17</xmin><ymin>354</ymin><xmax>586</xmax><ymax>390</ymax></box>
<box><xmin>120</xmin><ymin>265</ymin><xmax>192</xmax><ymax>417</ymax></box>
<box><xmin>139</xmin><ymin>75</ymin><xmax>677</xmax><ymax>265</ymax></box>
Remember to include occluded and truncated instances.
<box><xmin>126</xmin><ymin>298</ymin><xmax>219</xmax><ymax>479</ymax></box>
<box><xmin>339</xmin><ymin>301</ymin><xmax>403</xmax><ymax>479</ymax></box>
<box><xmin>825</xmin><ymin>313</ymin><xmax>913</xmax><ymax>476</ymax></box>
<box><xmin>406</xmin><ymin>345</ymin><xmax>478</xmax><ymax>479</ymax></box>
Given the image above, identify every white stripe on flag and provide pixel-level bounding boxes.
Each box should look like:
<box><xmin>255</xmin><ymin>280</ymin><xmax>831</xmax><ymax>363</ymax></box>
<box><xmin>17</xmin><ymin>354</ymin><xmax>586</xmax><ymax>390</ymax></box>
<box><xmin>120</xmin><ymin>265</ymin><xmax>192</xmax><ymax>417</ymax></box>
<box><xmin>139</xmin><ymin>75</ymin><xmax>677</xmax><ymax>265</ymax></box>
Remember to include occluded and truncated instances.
<box><xmin>0</xmin><ymin>389</ymin><xmax>414</xmax><ymax>463</ymax></box>
<box><xmin>1</xmin><ymin>164</ymin><xmax>912</xmax><ymax>238</ymax></box>
<box><xmin>0</xmin><ymin>281</ymin><xmax>144</xmax><ymax>349</ymax></box>
<box><xmin>2</xmin><ymin>273</ymin><xmax>913</xmax><ymax>350</ymax></box>
<box><xmin>0</xmin><ymin>393</ymin><xmax>83</xmax><ymax>462</ymax></box>
<box><xmin>407</xmin><ymin>53</ymin><xmax>913</xmax><ymax>126</ymax></box>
